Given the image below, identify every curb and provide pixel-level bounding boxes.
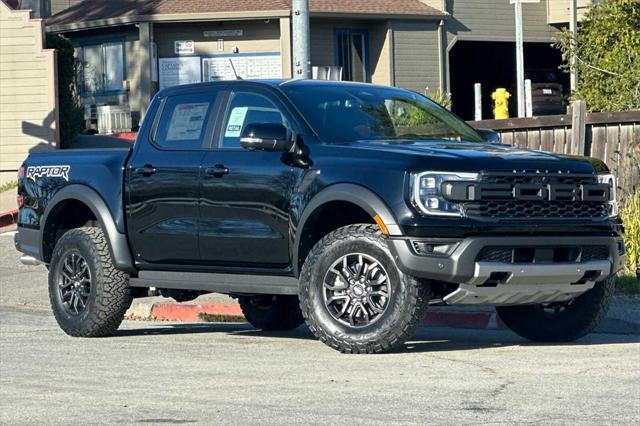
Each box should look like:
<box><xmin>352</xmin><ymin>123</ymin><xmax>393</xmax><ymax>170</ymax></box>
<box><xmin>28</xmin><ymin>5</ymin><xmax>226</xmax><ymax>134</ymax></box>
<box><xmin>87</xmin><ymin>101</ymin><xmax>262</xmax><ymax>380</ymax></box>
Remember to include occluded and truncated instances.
<box><xmin>0</xmin><ymin>209</ymin><xmax>18</xmax><ymax>228</ymax></box>
<box><xmin>126</xmin><ymin>301</ymin><xmax>507</xmax><ymax>331</ymax></box>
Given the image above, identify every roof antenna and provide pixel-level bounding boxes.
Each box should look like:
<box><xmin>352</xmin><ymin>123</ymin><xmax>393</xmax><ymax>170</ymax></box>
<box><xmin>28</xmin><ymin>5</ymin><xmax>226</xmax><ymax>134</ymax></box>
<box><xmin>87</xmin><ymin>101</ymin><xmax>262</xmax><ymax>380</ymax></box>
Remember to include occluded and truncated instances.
<box><xmin>228</xmin><ymin>59</ymin><xmax>242</xmax><ymax>80</ymax></box>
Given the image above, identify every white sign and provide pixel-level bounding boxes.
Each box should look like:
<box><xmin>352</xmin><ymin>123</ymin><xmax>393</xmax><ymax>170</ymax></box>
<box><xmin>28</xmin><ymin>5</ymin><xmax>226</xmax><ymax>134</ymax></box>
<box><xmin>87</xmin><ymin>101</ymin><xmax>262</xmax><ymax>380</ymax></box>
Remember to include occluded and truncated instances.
<box><xmin>224</xmin><ymin>107</ymin><xmax>248</xmax><ymax>137</ymax></box>
<box><xmin>509</xmin><ymin>0</ymin><xmax>540</xmax><ymax>3</ymax></box>
<box><xmin>159</xmin><ymin>57</ymin><xmax>202</xmax><ymax>90</ymax></box>
<box><xmin>204</xmin><ymin>30</ymin><xmax>243</xmax><ymax>38</ymax></box>
<box><xmin>166</xmin><ymin>103</ymin><xmax>210</xmax><ymax>141</ymax></box>
<box><xmin>203</xmin><ymin>53</ymin><xmax>281</xmax><ymax>81</ymax></box>
<box><xmin>175</xmin><ymin>40</ymin><xmax>195</xmax><ymax>55</ymax></box>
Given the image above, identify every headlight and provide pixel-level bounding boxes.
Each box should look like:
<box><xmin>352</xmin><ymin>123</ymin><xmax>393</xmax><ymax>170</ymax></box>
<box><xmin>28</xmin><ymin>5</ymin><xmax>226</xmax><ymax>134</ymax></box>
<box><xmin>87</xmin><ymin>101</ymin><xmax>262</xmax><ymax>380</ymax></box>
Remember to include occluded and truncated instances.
<box><xmin>597</xmin><ymin>173</ymin><xmax>618</xmax><ymax>217</ymax></box>
<box><xmin>411</xmin><ymin>171</ymin><xmax>478</xmax><ymax>216</ymax></box>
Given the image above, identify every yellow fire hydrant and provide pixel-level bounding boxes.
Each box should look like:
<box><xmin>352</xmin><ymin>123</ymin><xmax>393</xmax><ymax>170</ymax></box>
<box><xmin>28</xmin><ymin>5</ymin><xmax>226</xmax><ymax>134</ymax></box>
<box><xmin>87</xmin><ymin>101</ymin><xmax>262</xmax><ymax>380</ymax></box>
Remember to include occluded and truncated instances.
<box><xmin>491</xmin><ymin>88</ymin><xmax>510</xmax><ymax>119</ymax></box>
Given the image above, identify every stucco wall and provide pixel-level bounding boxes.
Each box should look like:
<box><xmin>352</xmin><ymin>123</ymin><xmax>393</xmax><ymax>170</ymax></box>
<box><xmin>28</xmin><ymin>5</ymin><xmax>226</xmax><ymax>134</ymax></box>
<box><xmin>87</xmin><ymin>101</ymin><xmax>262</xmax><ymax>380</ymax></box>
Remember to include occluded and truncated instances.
<box><xmin>0</xmin><ymin>1</ymin><xmax>58</xmax><ymax>184</ymax></box>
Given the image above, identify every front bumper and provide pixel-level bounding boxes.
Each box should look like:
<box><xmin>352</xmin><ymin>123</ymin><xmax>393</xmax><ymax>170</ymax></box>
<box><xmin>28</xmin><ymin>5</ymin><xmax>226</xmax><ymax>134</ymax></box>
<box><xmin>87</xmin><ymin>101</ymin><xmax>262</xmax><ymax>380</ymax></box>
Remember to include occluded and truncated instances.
<box><xmin>388</xmin><ymin>235</ymin><xmax>625</xmax><ymax>305</ymax></box>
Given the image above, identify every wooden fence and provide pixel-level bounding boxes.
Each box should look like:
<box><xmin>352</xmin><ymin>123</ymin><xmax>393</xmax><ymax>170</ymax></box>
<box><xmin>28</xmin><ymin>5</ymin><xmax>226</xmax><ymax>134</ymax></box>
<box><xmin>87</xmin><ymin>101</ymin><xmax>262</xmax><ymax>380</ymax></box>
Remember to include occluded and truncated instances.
<box><xmin>470</xmin><ymin>111</ymin><xmax>640</xmax><ymax>199</ymax></box>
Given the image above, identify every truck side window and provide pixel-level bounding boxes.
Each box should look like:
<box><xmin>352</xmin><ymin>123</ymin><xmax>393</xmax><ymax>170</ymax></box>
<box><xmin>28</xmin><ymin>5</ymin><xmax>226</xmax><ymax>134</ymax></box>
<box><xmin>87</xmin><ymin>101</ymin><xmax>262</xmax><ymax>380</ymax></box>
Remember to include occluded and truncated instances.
<box><xmin>154</xmin><ymin>93</ymin><xmax>213</xmax><ymax>149</ymax></box>
<box><xmin>220</xmin><ymin>92</ymin><xmax>288</xmax><ymax>149</ymax></box>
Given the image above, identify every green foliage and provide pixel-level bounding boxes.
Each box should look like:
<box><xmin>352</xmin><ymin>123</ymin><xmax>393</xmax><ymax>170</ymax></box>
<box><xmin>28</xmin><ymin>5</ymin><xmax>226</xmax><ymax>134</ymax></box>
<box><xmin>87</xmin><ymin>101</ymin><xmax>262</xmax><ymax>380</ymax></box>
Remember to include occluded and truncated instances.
<box><xmin>46</xmin><ymin>33</ymin><xmax>84</xmax><ymax>148</ymax></box>
<box><xmin>0</xmin><ymin>181</ymin><xmax>18</xmax><ymax>193</ymax></box>
<box><xmin>554</xmin><ymin>0</ymin><xmax>640</xmax><ymax>112</ymax></box>
<box><xmin>425</xmin><ymin>89</ymin><xmax>453</xmax><ymax>110</ymax></box>
<box><xmin>621</xmin><ymin>190</ymin><xmax>640</xmax><ymax>274</ymax></box>
<box><xmin>616</xmin><ymin>274</ymin><xmax>640</xmax><ymax>295</ymax></box>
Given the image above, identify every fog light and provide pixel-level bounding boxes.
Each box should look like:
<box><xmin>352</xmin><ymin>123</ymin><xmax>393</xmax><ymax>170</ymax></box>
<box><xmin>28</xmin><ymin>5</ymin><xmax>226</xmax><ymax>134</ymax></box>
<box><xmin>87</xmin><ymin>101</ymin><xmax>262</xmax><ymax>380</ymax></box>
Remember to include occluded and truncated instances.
<box><xmin>411</xmin><ymin>240</ymin><xmax>460</xmax><ymax>257</ymax></box>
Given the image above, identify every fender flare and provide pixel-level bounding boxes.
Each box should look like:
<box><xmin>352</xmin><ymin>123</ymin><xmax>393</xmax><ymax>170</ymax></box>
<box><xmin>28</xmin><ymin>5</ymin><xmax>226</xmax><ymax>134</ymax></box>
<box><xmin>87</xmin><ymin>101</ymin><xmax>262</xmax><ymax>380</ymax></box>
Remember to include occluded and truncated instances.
<box><xmin>292</xmin><ymin>183</ymin><xmax>402</xmax><ymax>276</ymax></box>
<box><xmin>42</xmin><ymin>185</ymin><xmax>135</xmax><ymax>273</ymax></box>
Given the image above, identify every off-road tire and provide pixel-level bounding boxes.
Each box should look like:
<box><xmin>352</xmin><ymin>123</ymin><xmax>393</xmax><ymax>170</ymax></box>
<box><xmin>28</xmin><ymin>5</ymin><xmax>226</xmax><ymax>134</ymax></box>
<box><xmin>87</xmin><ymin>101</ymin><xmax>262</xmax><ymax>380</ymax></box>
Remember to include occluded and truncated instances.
<box><xmin>48</xmin><ymin>227</ymin><xmax>132</xmax><ymax>337</ymax></box>
<box><xmin>496</xmin><ymin>276</ymin><xmax>615</xmax><ymax>342</ymax></box>
<box><xmin>238</xmin><ymin>295</ymin><xmax>304</xmax><ymax>331</ymax></box>
<box><xmin>299</xmin><ymin>224</ymin><xmax>429</xmax><ymax>354</ymax></box>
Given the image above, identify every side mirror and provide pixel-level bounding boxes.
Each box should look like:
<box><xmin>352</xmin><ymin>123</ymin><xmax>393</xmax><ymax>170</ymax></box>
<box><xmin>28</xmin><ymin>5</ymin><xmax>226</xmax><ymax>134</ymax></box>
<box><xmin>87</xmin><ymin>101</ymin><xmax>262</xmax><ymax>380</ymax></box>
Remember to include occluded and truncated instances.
<box><xmin>240</xmin><ymin>123</ymin><xmax>291</xmax><ymax>152</ymax></box>
<box><xmin>476</xmin><ymin>128</ymin><xmax>501</xmax><ymax>144</ymax></box>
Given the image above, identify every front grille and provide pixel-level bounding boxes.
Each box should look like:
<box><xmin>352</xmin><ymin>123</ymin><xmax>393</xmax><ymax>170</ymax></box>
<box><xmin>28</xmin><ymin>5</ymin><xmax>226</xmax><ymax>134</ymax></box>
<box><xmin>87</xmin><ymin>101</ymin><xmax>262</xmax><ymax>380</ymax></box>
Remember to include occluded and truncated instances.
<box><xmin>462</xmin><ymin>171</ymin><xmax>608</xmax><ymax>221</ymax></box>
<box><xmin>464</xmin><ymin>201</ymin><xmax>609</xmax><ymax>220</ymax></box>
<box><xmin>476</xmin><ymin>245</ymin><xmax>610</xmax><ymax>264</ymax></box>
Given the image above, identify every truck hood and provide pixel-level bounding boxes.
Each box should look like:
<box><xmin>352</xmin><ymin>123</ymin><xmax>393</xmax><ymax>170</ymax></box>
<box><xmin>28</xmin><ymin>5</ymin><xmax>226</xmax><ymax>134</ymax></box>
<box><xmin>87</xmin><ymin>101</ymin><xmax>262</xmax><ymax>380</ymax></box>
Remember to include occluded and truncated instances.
<box><xmin>336</xmin><ymin>139</ymin><xmax>607</xmax><ymax>173</ymax></box>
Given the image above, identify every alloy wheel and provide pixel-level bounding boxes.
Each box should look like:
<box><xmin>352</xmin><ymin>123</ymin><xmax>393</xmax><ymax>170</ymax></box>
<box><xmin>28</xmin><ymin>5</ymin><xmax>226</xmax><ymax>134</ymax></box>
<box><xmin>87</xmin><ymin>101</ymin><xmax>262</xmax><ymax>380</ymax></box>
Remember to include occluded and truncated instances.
<box><xmin>57</xmin><ymin>251</ymin><xmax>92</xmax><ymax>316</ymax></box>
<box><xmin>323</xmin><ymin>253</ymin><xmax>391</xmax><ymax>327</ymax></box>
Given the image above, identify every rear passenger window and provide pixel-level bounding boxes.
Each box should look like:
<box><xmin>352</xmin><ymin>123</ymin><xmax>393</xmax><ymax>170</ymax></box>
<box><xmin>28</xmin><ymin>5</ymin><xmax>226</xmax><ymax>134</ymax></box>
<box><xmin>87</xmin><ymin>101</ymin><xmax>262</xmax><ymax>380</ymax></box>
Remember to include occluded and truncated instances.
<box><xmin>154</xmin><ymin>94</ymin><xmax>213</xmax><ymax>149</ymax></box>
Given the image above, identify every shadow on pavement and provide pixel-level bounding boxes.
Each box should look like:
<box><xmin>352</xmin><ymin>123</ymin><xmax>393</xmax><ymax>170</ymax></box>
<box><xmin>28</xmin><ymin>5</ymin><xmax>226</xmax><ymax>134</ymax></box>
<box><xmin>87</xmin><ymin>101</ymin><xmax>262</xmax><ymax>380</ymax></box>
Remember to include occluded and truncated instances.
<box><xmin>114</xmin><ymin>322</ymin><xmax>640</xmax><ymax>353</ymax></box>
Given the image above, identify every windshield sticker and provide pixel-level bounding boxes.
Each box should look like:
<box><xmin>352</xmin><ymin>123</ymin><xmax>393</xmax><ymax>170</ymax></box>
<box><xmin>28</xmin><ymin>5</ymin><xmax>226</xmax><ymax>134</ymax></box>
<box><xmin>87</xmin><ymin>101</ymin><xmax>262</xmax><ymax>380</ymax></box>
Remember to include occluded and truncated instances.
<box><xmin>166</xmin><ymin>102</ymin><xmax>210</xmax><ymax>141</ymax></box>
<box><xmin>224</xmin><ymin>107</ymin><xmax>248</xmax><ymax>137</ymax></box>
<box><xmin>26</xmin><ymin>165</ymin><xmax>70</xmax><ymax>182</ymax></box>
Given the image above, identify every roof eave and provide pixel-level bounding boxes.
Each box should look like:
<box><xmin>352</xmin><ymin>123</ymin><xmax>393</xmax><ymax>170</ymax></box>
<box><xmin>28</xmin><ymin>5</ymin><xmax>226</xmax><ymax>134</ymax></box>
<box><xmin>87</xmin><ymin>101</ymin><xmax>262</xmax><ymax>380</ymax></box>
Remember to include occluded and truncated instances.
<box><xmin>309</xmin><ymin>11</ymin><xmax>449</xmax><ymax>20</ymax></box>
<box><xmin>46</xmin><ymin>9</ymin><xmax>292</xmax><ymax>33</ymax></box>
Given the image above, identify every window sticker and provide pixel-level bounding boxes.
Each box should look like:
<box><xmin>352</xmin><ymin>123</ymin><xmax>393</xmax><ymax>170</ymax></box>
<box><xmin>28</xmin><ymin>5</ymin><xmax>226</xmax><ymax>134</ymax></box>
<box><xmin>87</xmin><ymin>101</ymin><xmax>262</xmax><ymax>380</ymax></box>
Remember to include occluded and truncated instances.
<box><xmin>224</xmin><ymin>107</ymin><xmax>248</xmax><ymax>137</ymax></box>
<box><xmin>166</xmin><ymin>103</ymin><xmax>210</xmax><ymax>141</ymax></box>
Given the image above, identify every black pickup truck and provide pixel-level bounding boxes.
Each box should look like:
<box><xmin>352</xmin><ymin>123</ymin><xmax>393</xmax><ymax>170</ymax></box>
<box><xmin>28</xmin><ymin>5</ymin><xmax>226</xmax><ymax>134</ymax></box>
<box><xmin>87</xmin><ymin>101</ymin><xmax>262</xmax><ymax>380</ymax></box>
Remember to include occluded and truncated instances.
<box><xmin>15</xmin><ymin>80</ymin><xmax>625</xmax><ymax>353</ymax></box>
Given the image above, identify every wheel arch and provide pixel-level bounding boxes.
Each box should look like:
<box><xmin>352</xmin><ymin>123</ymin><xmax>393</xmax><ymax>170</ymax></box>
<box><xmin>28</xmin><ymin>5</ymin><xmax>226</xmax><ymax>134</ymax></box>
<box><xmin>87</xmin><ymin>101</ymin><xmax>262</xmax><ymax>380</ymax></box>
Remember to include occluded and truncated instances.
<box><xmin>42</xmin><ymin>185</ymin><xmax>135</xmax><ymax>273</ymax></box>
<box><xmin>293</xmin><ymin>183</ymin><xmax>401</xmax><ymax>277</ymax></box>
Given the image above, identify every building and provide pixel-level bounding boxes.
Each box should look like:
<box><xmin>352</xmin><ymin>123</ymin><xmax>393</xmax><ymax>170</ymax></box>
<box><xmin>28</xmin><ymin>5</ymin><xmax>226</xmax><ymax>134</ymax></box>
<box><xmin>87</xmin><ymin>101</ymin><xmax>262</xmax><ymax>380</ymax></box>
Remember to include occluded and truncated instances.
<box><xmin>1</xmin><ymin>0</ymin><xmax>597</xmax><ymax>183</ymax></box>
<box><xmin>0</xmin><ymin>0</ymin><xmax>58</xmax><ymax>185</ymax></box>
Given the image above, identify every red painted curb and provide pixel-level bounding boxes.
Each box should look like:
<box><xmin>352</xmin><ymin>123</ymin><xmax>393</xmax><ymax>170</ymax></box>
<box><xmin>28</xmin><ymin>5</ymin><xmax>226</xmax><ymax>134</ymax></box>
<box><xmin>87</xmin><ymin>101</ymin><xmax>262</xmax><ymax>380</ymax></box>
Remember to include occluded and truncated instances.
<box><xmin>149</xmin><ymin>302</ymin><xmax>506</xmax><ymax>330</ymax></box>
<box><xmin>0</xmin><ymin>209</ymin><xmax>18</xmax><ymax>228</ymax></box>
<box><xmin>152</xmin><ymin>303</ymin><xmax>242</xmax><ymax>322</ymax></box>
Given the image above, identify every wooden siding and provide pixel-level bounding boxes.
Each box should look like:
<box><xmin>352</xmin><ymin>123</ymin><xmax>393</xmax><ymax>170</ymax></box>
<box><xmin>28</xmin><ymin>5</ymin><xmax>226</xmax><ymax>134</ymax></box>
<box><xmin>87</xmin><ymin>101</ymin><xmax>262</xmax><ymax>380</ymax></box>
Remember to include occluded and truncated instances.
<box><xmin>309</xmin><ymin>19</ymin><xmax>392</xmax><ymax>85</ymax></box>
<box><xmin>447</xmin><ymin>0</ymin><xmax>556</xmax><ymax>43</ymax></box>
<box><xmin>471</xmin><ymin>112</ymin><xmax>640</xmax><ymax>199</ymax></box>
<box><xmin>0</xmin><ymin>2</ymin><xmax>58</xmax><ymax>184</ymax></box>
<box><xmin>391</xmin><ymin>20</ymin><xmax>440</xmax><ymax>93</ymax></box>
<box><xmin>547</xmin><ymin>0</ymin><xmax>592</xmax><ymax>24</ymax></box>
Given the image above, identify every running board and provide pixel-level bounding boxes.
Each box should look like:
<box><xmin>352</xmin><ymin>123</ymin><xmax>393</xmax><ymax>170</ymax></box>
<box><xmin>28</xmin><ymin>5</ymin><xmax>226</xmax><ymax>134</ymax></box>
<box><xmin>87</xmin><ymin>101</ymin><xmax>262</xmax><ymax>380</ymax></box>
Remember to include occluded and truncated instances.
<box><xmin>129</xmin><ymin>271</ymin><xmax>299</xmax><ymax>295</ymax></box>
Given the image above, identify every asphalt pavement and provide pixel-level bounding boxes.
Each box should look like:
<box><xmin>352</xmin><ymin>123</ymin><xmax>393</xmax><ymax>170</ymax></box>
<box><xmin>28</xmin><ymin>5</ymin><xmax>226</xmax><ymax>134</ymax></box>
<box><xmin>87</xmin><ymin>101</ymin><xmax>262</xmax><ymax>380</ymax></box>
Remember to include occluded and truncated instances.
<box><xmin>1</xmin><ymin>230</ymin><xmax>639</xmax><ymax>425</ymax></box>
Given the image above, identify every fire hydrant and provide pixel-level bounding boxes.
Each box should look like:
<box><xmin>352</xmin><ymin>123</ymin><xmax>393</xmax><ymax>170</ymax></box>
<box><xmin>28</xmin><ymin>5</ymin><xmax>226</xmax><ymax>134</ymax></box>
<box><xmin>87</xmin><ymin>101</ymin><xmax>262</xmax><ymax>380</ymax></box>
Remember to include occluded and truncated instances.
<box><xmin>491</xmin><ymin>88</ymin><xmax>510</xmax><ymax>119</ymax></box>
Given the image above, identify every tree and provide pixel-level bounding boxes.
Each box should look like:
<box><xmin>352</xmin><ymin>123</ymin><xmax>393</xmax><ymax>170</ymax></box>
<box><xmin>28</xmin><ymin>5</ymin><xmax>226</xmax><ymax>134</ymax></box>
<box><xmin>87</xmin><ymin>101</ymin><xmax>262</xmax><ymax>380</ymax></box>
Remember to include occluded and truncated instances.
<box><xmin>46</xmin><ymin>33</ymin><xmax>84</xmax><ymax>148</ymax></box>
<box><xmin>555</xmin><ymin>0</ymin><xmax>640</xmax><ymax>112</ymax></box>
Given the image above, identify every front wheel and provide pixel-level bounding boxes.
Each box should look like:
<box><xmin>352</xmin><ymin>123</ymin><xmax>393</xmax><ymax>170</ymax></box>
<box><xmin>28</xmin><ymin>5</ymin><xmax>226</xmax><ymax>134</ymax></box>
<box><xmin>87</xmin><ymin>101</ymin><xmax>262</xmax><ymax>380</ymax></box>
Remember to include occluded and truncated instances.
<box><xmin>496</xmin><ymin>277</ymin><xmax>615</xmax><ymax>342</ymax></box>
<box><xmin>299</xmin><ymin>224</ymin><xmax>429</xmax><ymax>354</ymax></box>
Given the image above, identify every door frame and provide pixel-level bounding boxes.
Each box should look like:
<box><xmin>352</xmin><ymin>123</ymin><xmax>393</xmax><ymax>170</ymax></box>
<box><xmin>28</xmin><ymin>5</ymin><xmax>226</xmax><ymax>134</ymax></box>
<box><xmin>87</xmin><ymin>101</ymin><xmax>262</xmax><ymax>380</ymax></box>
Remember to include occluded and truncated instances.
<box><xmin>334</xmin><ymin>28</ymin><xmax>371</xmax><ymax>83</ymax></box>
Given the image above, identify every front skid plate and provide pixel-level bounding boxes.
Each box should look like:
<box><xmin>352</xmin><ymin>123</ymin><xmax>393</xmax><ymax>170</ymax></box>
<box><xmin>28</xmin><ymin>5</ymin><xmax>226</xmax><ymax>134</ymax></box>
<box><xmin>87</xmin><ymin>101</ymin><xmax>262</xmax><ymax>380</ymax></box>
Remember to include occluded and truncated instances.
<box><xmin>443</xmin><ymin>260</ymin><xmax>610</xmax><ymax>305</ymax></box>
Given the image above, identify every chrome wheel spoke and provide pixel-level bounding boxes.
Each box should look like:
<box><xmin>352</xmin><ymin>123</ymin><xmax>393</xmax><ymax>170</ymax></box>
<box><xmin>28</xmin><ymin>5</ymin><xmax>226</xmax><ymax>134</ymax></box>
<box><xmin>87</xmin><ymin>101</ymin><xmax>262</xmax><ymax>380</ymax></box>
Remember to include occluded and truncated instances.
<box><xmin>323</xmin><ymin>253</ymin><xmax>391</xmax><ymax>328</ymax></box>
<box><xmin>57</xmin><ymin>251</ymin><xmax>91</xmax><ymax>316</ymax></box>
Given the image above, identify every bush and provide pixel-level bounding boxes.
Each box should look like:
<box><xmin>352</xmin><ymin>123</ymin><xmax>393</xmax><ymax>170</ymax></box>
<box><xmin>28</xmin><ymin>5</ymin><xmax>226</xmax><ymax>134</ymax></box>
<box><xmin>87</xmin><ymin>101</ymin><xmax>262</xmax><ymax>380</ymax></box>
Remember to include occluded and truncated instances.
<box><xmin>425</xmin><ymin>89</ymin><xmax>452</xmax><ymax>110</ymax></box>
<box><xmin>620</xmin><ymin>191</ymin><xmax>640</xmax><ymax>275</ymax></box>
<box><xmin>46</xmin><ymin>33</ymin><xmax>84</xmax><ymax>148</ymax></box>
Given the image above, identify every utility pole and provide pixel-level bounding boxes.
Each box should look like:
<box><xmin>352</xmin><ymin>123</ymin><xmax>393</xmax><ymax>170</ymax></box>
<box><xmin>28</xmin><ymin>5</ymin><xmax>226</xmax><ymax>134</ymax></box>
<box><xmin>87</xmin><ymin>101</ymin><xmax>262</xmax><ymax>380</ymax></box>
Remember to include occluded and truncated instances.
<box><xmin>511</xmin><ymin>0</ymin><xmax>540</xmax><ymax>118</ymax></box>
<box><xmin>292</xmin><ymin>0</ymin><xmax>311</xmax><ymax>79</ymax></box>
<box><xmin>569</xmin><ymin>0</ymin><xmax>578</xmax><ymax>91</ymax></box>
<box><xmin>513</xmin><ymin>0</ymin><xmax>525</xmax><ymax>118</ymax></box>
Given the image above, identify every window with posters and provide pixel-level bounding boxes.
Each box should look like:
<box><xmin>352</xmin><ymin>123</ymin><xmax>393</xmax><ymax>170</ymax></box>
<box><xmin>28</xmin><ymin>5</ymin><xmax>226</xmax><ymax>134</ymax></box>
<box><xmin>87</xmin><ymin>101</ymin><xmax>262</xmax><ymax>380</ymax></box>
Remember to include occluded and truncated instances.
<box><xmin>220</xmin><ymin>92</ymin><xmax>289</xmax><ymax>148</ymax></box>
<box><xmin>154</xmin><ymin>93</ymin><xmax>213</xmax><ymax>149</ymax></box>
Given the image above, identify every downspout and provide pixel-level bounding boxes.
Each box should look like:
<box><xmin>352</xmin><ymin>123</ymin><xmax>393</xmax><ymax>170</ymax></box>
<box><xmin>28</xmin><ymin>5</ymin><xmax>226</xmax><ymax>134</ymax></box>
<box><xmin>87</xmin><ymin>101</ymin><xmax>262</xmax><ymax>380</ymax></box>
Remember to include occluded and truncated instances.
<box><xmin>437</xmin><ymin>19</ymin><xmax>446</xmax><ymax>93</ymax></box>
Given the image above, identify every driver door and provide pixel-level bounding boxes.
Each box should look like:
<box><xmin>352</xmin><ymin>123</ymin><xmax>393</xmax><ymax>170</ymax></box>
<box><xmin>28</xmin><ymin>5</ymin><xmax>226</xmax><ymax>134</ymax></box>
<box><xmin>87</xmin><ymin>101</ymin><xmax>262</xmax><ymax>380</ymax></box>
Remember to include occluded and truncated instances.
<box><xmin>198</xmin><ymin>87</ymin><xmax>300</xmax><ymax>268</ymax></box>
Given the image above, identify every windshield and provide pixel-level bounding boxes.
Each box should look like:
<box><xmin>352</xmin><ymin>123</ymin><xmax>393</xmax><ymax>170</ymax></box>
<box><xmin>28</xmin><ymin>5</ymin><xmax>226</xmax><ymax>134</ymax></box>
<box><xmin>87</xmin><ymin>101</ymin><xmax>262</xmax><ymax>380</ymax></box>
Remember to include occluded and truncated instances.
<box><xmin>282</xmin><ymin>85</ymin><xmax>483</xmax><ymax>143</ymax></box>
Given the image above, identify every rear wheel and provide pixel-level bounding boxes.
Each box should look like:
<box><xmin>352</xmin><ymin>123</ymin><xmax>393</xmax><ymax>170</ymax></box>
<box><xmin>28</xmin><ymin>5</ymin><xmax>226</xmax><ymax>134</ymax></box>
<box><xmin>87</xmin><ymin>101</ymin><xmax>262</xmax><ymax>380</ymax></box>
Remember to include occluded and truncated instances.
<box><xmin>238</xmin><ymin>295</ymin><xmax>304</xmax><ymax>331</ymax></box>
<box><xmin>496</xmin><ymin>277</ymin><xmax>615</xmax><ymax>342</ymax></box>
<box><xmin>48</xmin><ymin>227</ymin><xmax>132</xmax><ymax>337</ymax></box>
<box><xmin>299</xmin><ymin>224</ymin><xmax>429</xmax><ymax>354</ymax></box>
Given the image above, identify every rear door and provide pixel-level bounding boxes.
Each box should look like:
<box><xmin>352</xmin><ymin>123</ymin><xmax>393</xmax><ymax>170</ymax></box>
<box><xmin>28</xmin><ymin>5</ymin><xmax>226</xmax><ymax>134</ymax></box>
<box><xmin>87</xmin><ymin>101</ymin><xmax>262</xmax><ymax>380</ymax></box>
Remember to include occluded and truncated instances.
<box><xmin>126</xmin><ymin>88</ymin><xmax>223</xmax><ymax>265</ymax></box>
<box><xmin>198</xmin><ymin>87</ymin><xmax>301</xmax><ymax>268</ymax></box>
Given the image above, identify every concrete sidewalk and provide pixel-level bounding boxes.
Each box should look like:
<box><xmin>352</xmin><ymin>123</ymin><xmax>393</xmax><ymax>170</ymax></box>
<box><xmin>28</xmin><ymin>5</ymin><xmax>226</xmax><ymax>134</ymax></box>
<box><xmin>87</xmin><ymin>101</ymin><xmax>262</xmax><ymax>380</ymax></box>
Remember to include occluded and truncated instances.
<box><xmin>126</xmin><ymin>292</ymin><xmax>640</xmax><ymax>335</ymax></box>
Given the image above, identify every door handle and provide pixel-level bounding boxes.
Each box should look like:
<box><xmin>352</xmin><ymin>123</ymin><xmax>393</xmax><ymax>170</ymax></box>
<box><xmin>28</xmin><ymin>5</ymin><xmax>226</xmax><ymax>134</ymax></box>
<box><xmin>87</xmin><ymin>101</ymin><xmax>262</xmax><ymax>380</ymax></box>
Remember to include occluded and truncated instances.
<box><xmin>134</xmin><ymin>165</ymin><xmax>157</xmax><ymax>176</ymax></box>
<box><xmin>205</xmin><ymin>164</ymin><xmax>230</xmax><ymax>177</ymax></box>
